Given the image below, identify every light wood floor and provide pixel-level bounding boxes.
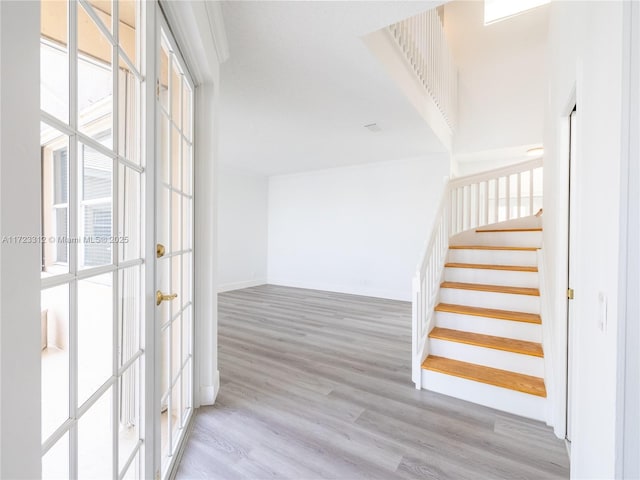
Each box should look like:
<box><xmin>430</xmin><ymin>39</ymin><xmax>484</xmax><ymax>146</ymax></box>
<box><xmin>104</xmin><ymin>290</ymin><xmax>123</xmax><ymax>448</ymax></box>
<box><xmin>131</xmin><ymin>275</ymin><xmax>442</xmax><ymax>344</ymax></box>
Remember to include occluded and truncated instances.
<box><xmin>176</xmin><ymin>285</ymin><xmax>569</xmax><ymax>479</ymax></box>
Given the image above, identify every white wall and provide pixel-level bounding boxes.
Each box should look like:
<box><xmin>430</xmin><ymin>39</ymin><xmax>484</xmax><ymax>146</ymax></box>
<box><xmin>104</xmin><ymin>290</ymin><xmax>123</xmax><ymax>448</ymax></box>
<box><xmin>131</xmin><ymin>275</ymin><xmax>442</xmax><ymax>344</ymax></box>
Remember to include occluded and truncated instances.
<box><xmin>543</xmin><ymin>1</ymin><xmax>626</xmax><ymax>477</ymax></box>
<box><xmin>267</xmin><ymin>156</ymin><xmax>449</xmax><ymax>301</ymax></box>
<box><xmin>217</xmin><ymin>167</ymin><xmax>268</xmax><ymax>292</ymax></box>
<box><xmin>444</xmin><ymin>1</ymin><xmax>548</xmax><ymax>156</ymax></box>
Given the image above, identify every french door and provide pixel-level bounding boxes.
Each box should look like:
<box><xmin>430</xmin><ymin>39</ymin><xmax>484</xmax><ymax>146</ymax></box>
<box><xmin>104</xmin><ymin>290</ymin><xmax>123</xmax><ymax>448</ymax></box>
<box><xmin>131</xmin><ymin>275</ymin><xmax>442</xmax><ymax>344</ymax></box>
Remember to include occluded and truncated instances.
<box><xmin>155</xmin><ymin>15</ymin><xmax>195</xmax><ymax>480</ymax></box>
<box><xmin>39</xmin><ymin>2</ymin><xmax>195</xmax><ymax>478</ymax></box>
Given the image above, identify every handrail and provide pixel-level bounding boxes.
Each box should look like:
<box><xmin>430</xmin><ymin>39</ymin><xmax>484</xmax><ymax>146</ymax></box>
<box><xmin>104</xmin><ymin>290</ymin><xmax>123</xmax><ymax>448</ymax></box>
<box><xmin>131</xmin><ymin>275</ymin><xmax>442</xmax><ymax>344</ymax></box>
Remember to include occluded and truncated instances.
<box><xmin>411</xmin><ymin>186</ymin><xmax>449</xmax><ymax>388</ymax></box>
<box><xmin>389</xmin><ymin>9</ymin><xmax>458</xmax><ymax>131</ymax></box>
<box><xmin>411</xmin><ymin>159</ymin><xmax>544</xmax><ymax>388</ymax></box>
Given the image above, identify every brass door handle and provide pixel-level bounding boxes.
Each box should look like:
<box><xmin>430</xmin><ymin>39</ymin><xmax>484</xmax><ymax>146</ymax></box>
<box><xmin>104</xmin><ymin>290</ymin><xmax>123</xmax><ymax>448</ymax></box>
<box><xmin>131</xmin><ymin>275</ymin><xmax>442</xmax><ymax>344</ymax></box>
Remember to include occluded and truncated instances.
<box><xmin>157</xmin><ymin>243</ymin><xmax>166</xmax><ymax>258</ymax></box>
<box><xmin>156</xmin><ymin>290</ymin><xmax>178</xmax><ymax>306</ymax></box>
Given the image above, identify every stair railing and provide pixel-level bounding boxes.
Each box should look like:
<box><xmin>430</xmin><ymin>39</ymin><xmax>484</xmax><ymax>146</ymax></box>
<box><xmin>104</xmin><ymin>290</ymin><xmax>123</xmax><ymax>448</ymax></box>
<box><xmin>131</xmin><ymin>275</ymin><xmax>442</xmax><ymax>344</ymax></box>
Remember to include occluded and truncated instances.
<box><xmin>412</xmin><ymin>158</ymin><xmax>544</xmax><ymax>388</ymax></box>
<box><xmin>389</xmin><ymin>8</ymin><xmax>458</xmax><ymax>131</ymax></box>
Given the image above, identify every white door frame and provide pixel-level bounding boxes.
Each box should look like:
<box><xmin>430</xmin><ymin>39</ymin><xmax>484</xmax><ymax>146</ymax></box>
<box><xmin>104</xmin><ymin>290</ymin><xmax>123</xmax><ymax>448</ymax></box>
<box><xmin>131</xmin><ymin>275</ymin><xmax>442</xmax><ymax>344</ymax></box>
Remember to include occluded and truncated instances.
<box><xmin>616</xmin><ymin>1</ymin><xmax>640</xmax><ymax>477</ymax></box>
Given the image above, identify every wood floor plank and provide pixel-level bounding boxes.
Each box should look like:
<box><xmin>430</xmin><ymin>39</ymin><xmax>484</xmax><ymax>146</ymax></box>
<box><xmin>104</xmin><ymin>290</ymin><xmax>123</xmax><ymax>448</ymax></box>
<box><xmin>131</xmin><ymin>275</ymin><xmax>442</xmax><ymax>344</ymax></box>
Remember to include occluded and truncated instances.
<box><xmin>422</xmin><ymin>355</ymin><xmax>547</xmax><ymax>397</ymax></box>
<box><xmin>176</xmin><ymin>285</ymin><xmax>567</xmax><ymax>479</ymax></box>
<box><xmin>429</xmin><ymin>327</ymin><xmax>544</xmax><ymax>357</ymax></box>
<box><xmin>441</xmin><ymin>281</ymin><xmax>540</xmax><ymax>296</ymax></box>
<box><xmin>435</xmin><ymin>303</ymin><xmax>542</xmax><ymax>324</ymax></box>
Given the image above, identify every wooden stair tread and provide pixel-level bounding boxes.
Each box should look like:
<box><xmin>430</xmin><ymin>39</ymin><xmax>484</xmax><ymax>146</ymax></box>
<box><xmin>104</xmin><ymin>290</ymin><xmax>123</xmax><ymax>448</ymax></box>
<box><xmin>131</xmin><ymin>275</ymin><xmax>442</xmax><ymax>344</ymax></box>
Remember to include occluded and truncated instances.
<box><xmin>421</xmin><ymin>355</ymin><xmax>547</xmax><ymax>397</ymax></box>
<box><xmin>440</xmin><ymin>281</ymin><xmax>540</xmax><ymax>296</ymax></box>
<box><xmin>449</xmin><ymin>245</ymin><xmax>540</xmax><ymax>251</ymax></box>
<box><xmin>429</xmin><ymin>327</ymin><xmax>543</xmax><ymax>357</ymax></box>
<box><xmin>475</xmin><ymin>228</ymin><xmax>543</xmax><ymax>233</ymax></box>
<box><xmin>445</xmin><ymin>262</ymin><xmax>538</xmax><ymax>272</ymax></box>
<box><xmin>435</xmin><ymin>303</ymin><xmax>541</xmax><ymax>324</ymax></box>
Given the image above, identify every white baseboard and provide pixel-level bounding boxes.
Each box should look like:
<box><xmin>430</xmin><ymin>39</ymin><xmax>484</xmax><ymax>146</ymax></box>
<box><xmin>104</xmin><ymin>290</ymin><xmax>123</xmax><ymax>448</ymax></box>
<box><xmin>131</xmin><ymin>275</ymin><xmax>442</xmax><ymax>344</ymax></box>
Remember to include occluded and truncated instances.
<box><xmin>199</xmin><ymin>370</ymin><xmax>220</xmax><ymax>406</ymax></box>
<box><xmin>217</xmin><ymin>279</ymin><xmax>267</xmax><ymax>293</ymax></box>
<box><xmin>267</xmin><ymin>278</ymin><xmax>410</xmax><ymax>302</ymax></box>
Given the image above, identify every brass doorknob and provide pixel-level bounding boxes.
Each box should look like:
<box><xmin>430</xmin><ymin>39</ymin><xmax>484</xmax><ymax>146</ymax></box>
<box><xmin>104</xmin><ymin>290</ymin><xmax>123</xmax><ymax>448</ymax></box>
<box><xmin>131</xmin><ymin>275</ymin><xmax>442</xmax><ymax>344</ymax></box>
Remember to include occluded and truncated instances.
<box><xmin>156</xmin><ymin>290</ymin><xmax>178</xmax><ymax>306</ymax></box>
<box><xmin>156</xmin><ymin>243</ymin><xmax>166</xmax><ymax>258</ymax></box>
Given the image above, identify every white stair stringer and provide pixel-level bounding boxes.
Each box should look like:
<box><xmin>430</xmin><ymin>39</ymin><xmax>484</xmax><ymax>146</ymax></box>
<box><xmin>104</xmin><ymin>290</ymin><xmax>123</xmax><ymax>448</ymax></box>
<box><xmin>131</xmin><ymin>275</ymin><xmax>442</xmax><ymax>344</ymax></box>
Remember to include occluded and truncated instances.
<box><xmin>435</xmin><ymin>311</ymin><xmax>542</xmax><ymax>343</ymax></box>
<box><xmin>421</xmin><ymin>368</ymin><xmax>547</xmax><ymax>421</ymax></box>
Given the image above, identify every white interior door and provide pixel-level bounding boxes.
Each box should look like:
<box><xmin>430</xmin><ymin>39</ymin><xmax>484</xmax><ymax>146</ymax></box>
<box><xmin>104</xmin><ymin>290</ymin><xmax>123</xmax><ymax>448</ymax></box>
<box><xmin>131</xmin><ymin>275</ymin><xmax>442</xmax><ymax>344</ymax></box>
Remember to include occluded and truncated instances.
<box><xmin>155</xmin><ymin>12</ymin><xmax>195</xmax><ymax>479</ymax></box>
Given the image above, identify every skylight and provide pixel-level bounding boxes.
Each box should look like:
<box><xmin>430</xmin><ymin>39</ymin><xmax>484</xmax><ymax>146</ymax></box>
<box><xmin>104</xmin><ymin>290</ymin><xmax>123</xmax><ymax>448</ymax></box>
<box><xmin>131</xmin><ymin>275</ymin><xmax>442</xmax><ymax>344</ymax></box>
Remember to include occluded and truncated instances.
<box><xmin>484</xmin><ymin>0</ymin><xmax>550</xmax><ymax>25</ymax></box>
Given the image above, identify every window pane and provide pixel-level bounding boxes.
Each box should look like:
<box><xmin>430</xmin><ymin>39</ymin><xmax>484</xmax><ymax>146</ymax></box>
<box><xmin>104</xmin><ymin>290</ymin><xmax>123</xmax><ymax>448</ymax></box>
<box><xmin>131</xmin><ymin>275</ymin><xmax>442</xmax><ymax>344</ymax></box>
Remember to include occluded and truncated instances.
<box><xmin>87</xmin><ymin>0</ymin><xmax>113</xmax><ymax>34</ymax></box>
<box><xmin>41</xmin><ymin>1</ymin><xmax>69</xmax><ymax>123</ymax></box>
<box><xmin>78</xmin><ymin>273</ymin><xmax>113</xmax><ymax>405</ymax></box>
<box><xmin>78</xmin><ymin>3</ymin><xmax>113</xmax><ymax>146</ymax></box>
<box><xmin>182</xmin><ymin>83</ymin><xmax>192</xmax><ymax>141</ymax></box>
<box><xmin>160</xmin><ymin>40</ymin><xmax>170</xmax><ymax>112</ymax></box>
<box><xmin>78</xmin><ymin>387</ymin><xmax>114</xmax><ymax>479</ymax></box>
<box><xmin>182</xmin><ymin>139</ymin><xmax>191</xmax><ymax>195</ymax></box>
<box><xmin>119</xmin><ymin>360</ymin><xmax>140</xmax><ymax>474</ymax></box>
<box><xmin>80</xmin><ymin>143</ymin><xmax>113</xmax><ymax>269</ymax></box>
<box><xmin>182</xmin><ymin>195</ymin><xmax>192</xmax><ymax>251</ymax></box>
<box><xmin>121</xmin><ymin>449</ymin><xmax>141</xmax><ymax>480</ymax></box>
<box><xmin>118</xmin><ymin>165</ymin><xmax>140</xmax><ymax>262</ymax></box>
<box><xmin>170</xmin><ymin>379</ymin><xmax>182</xmax><ymax>451</ymax></box>
<box><xmin>171</xmin><ymin>311</ymin><xmax>181</xmax><ymax>383</ymax></box>
<box><xmin>41</xmin><ymin>124</ymin><xmax>69</xmax><ymax>275</ymax></box>
<box><xmin>118</xmin><ymin>60</ymin><xmax>140</xmax><ymax>164</ymax></box>
<box><xmin>170</xmin><ymin>60</ymin><xmax>182</xmax><ymax>127</ymax></box>
<box><xmin>171</xmin><ymin>127</ymin><xmax>181</xmax><ymax>189</ymax></box>
<box><xmin>119</xmin><ymin>266</ymin><xmax>140</xmax><ymax>367</ymax></box>
<box><xmin>171</xmin><ymin>192</ymin><xmax>181</xmax><ymax>253</ymax></box>
<box><xmin>160</xmin><ymin>114</ymin><xmax>170</xmax><ymax>185</ymax></box>
<box><xmin>41</xmin><ymin>284</ymin><xmax>70</xmax><ymax>441</ymax></box>
<box><xmin>42</xmin><ymin>432</ymin><xmax>69</xmax><ymax>480</ymax></box>
<box><xmin>182</xmin><ymin>304</ymin><xmax>192</xmax><ymax>365</ymax></box>
<box><xmin>119</xmin><ymin>0</ymin><xmax>138</xmax><ymax>68</ymax></box>
<box><xmin>182</xmin><ymin>358</ymin><xmax>192</xmax><ymax>417</ymax></box>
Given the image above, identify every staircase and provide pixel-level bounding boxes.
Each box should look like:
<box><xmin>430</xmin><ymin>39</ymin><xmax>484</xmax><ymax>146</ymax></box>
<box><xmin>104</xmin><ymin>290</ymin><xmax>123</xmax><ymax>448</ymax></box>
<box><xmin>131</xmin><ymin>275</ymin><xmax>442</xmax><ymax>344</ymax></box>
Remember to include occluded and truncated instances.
<box><xmin>411</xmin><ymin>158</ymin><xmax>546</xmax><ymax>422</ymax></box>
<box><xmin>420</xmin><ymin>219</ymin><xmax>546</xmax><ymax>420</ymax></box>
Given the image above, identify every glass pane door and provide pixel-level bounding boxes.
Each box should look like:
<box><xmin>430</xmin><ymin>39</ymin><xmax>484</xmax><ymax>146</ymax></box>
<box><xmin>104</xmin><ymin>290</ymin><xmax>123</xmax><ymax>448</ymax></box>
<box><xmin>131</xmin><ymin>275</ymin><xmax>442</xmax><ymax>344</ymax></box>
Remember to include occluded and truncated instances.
<box><xmin>156</xmin><ymin>19</ymin><xmax>195</xmax><ymax>479</ymax></box>
<box><xmin>40</xmin><ymin>1</ymin><xmax>145</xmax><ymax>478</ymax></box>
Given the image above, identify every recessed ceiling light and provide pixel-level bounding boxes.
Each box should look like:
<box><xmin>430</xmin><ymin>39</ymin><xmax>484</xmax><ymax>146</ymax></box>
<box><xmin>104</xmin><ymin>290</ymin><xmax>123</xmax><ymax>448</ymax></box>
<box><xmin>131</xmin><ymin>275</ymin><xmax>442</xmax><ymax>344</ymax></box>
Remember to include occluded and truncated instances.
<box><xmin>527</xmin><ymin>146</ymin><xmax>544</xmax><ymax>157</ymax></box>
<box><xmin>364</xmin><ymin>123</ymin><xmax>382</xmax><ymax>133</ymax></box>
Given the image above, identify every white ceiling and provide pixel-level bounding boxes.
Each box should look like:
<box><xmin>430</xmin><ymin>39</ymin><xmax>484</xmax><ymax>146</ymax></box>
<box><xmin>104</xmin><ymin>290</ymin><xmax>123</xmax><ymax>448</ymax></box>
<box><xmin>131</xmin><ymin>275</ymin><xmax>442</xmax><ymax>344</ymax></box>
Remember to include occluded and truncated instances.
<box><xmin>219</xmin><ymin>1</ymin><xmax>446</xmax><ymax>176</ymax></box>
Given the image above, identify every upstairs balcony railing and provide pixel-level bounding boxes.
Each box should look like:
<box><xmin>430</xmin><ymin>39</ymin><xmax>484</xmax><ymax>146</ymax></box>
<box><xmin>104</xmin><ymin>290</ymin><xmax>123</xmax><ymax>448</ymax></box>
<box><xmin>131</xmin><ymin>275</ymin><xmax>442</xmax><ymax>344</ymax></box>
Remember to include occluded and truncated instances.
<box><xmin>389</xmin><ymin>9</ymin><xmax>458</xmax><ymax>131</ymax></box>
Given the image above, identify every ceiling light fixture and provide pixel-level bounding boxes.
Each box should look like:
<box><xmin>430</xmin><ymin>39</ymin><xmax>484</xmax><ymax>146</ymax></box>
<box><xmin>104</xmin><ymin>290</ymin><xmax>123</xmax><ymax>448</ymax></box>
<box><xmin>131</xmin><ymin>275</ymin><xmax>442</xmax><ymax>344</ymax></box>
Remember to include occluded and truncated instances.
<box><xmin>527</xmin><ymin>146</ymin><xmax>544</xmax><ymax>157</ymax></box>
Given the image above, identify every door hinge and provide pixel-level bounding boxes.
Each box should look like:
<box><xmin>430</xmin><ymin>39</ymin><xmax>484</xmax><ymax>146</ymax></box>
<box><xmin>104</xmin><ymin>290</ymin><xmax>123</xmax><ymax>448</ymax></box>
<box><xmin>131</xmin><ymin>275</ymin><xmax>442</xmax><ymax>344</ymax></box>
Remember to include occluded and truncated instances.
<box><xmin>567</xmin><ymin>288</ymin><xmax>574</xmax><ymax>300</ymax></box>
<box><xmin>156</xmin><ymin>79</ymin><xmax>160</xmax><ymax>98</ymax></box>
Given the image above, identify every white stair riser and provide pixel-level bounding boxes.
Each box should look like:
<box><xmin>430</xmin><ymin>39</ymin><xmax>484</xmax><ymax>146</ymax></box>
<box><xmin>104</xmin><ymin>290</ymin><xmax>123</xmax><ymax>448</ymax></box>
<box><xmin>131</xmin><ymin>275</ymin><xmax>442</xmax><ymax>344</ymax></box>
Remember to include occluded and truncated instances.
<box><xmin>435</xmin><ymin>311</ymin><xmax>542</xmax><ymax>343</ymax></box>
<box><xmin>447</xmin><ymin>249</ymin><xmax>538</xmax><ymax>266</ymax></box>
<box><xmin>428</xmin><ymin>338</ymin><xmax>544</xmax><ymax>376</ymax></box>
<box><xmin>451</xmin><ymin>231</ymin><xmax>542</xmax><ymax>248</ymax></box>
<box><xmin>421</xmin><ymin>369</ymin><xmax>546</xmax><ymax>421</ymax></box>
<box><xmin>439</xmin><ymin>288</ymin><xmax>540</xmax><ymax>313</ymax></box>
<box><xmin>444</xmin><ymin>268</ymin><xmax>538</xmax><ymax>288</ymax></box>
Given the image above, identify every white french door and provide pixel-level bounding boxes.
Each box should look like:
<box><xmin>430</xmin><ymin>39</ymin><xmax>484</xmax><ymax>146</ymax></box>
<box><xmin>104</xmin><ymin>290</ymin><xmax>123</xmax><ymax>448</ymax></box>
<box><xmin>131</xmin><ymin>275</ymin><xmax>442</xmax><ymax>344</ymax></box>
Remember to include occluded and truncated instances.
<box><xmin>40</xmin><ymin>2</ymin><xmax>195</xmax><ymax>478</ymax></box>
<box><xmin>154</xmin><ymin>11</ymin><xmax>195</xmax><ymax>480</ymax></box>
